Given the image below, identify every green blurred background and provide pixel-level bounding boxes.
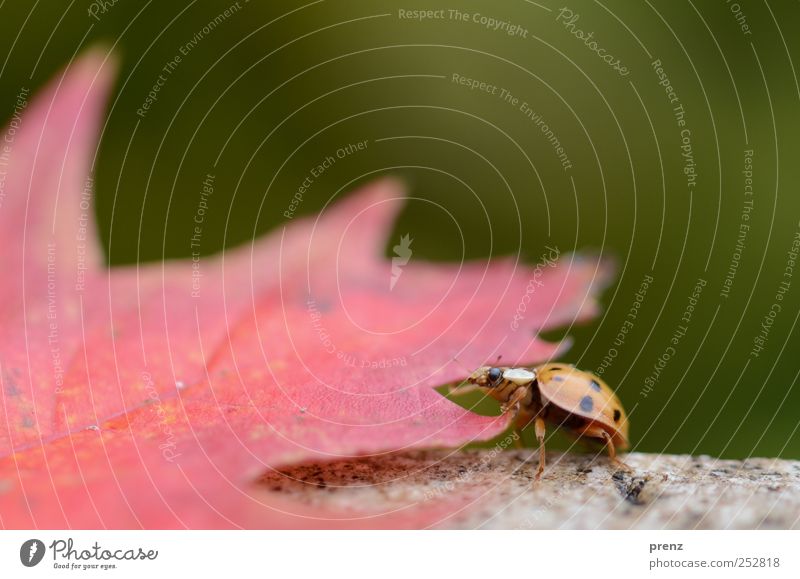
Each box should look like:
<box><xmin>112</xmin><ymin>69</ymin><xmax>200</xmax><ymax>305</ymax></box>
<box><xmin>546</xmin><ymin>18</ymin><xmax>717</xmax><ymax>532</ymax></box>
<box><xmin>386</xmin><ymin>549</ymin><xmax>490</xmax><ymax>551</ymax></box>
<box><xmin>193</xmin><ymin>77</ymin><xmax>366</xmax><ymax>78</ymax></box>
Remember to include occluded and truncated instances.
<box><xmin>1</xmin><ymin>0</ymin><xmax>798</xmax><ymax>458</ymax></box>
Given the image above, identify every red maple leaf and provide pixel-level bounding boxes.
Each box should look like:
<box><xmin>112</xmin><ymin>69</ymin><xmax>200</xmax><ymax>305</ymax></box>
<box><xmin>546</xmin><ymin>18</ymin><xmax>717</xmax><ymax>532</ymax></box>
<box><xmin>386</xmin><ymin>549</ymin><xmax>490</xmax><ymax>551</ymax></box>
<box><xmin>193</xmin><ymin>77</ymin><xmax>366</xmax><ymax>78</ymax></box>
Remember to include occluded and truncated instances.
<box><xmin>0</xmin><ymin>50</ymin><xmax>614</xmax><ymax>528</ymax></box>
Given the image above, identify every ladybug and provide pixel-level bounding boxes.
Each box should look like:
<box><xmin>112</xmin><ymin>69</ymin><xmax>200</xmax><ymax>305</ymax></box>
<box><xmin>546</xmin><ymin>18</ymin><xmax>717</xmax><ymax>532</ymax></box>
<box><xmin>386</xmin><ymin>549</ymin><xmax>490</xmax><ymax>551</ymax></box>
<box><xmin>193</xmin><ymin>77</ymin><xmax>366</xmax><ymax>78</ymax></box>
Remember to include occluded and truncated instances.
<box><xmin>453</xmin><ymin>362</ymin><xmax>629</xmax><ymax>478</ymax></box>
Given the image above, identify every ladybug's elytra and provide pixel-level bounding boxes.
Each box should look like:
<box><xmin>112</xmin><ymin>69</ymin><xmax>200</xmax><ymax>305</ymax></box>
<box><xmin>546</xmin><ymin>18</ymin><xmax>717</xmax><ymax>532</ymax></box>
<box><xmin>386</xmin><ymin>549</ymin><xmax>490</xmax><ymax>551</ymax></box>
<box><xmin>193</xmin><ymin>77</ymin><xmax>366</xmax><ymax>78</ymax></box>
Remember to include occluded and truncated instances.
<box><xmin>452</xmin><ymin>362</ymin><xmax>630</xmax><ymax>478</ymax></box>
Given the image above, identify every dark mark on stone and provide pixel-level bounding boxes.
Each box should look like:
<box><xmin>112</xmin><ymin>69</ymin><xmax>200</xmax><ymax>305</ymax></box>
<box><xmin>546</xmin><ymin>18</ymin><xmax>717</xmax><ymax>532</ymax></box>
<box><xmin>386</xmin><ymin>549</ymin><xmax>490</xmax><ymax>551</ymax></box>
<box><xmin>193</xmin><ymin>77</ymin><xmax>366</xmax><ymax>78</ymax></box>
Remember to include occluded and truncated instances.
<box><xmin>613</xmin><ymin>471</ymin><xmax>649</xmax><ymax>505</ymax></box>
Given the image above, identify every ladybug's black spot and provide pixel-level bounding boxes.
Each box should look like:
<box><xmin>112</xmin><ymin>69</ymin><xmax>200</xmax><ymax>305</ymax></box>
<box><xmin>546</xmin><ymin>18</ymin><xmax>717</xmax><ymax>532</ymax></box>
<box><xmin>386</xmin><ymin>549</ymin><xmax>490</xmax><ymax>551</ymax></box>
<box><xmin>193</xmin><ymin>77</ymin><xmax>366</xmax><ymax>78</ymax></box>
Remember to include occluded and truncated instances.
<box><xmin>579</xmin><ymin>395</ymin><xmax>594</xmax><ymax>412</ymax></box>
<box><xmin>613</xmin><ymin>409</ymin><xmax>622</xmax><ymax>422</ymax></box>
<box><xmin>590</xmin><ymin>380</ymin><xmax>602</xmax><ymax>392</ymax></box>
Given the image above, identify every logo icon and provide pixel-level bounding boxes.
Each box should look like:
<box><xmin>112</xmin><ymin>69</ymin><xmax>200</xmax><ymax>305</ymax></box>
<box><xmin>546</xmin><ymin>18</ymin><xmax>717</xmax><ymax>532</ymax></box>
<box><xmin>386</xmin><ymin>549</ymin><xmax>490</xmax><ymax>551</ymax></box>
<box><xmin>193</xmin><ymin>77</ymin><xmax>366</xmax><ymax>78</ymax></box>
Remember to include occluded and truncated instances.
<box><xmin>390</xmin><ymin>233</ymin><xmax>413</xmax><ymax>290</ymax></box>
<box><xmin>20</xmin><ymin>539</ymin><xmax>46</xmax><ymax>567</ymax></box>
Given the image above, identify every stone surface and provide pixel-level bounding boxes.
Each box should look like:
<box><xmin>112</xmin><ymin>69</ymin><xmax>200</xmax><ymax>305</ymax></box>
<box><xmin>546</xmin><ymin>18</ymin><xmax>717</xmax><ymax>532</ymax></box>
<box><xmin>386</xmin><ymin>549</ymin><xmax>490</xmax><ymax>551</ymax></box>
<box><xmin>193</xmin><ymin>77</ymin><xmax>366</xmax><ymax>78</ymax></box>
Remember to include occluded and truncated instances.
<box><xmin>259</xmin><ymin>449</ymin><xmax>800</xmax><ymax>529</ymax></box>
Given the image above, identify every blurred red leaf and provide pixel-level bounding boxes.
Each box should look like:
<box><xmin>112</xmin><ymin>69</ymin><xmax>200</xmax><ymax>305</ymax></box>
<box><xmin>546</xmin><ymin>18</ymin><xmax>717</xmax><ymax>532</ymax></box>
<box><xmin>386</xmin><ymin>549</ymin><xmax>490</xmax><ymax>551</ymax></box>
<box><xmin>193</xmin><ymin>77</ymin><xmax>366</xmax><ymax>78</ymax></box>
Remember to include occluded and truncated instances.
<box><xmin>0</xmin><ymin>50</ymin><xmax>613</xmax><ymax>528</ymax></box>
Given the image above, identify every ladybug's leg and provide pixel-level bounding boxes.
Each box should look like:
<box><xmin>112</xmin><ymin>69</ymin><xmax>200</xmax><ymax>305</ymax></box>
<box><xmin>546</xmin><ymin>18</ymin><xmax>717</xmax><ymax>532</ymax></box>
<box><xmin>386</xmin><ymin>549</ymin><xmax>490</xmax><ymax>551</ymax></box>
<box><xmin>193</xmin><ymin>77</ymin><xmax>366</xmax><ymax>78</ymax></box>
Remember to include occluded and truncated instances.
<box><xmin>500</xmin><ymin>387</ymin><xmax>527</xmax><ymax>416</ymax></box>
<box><xmin>512</xmin><ymin>411</ymin><xmax>533</xmax><ymax>450</ymax></box>
<box><xmin>602</xmin><ymin>431</ymin><xmax>633</xmax><ymax>472</ymax></box>
<box><xmin>511</xmin><ymin>427</ymin><xmax>524</xmax><ymax>449</ymax></box>
<box><xmin>579</xmin><ymin>425</ymin><xmax>632</xmax><ymax>472</ymax></box>
<box><xmin>506</xmin><ymin>390</ymin><xmax>533</xmax><ymax>451</ymax></box>
<box><xmin>534</xmin><ymin>417</ymin><xmax>546</xmax><ymax>480</ymax></box>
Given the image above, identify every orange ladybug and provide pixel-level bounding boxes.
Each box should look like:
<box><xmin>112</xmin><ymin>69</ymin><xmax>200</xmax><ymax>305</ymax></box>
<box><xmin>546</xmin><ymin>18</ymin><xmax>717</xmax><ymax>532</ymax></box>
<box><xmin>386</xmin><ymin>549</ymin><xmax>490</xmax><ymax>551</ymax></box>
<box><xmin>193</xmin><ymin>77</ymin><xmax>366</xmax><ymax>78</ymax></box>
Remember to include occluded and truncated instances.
<box><xmin>453</xmin><ymin>362</ymin><xmax>629</xmax><ymax>478</ymax></box>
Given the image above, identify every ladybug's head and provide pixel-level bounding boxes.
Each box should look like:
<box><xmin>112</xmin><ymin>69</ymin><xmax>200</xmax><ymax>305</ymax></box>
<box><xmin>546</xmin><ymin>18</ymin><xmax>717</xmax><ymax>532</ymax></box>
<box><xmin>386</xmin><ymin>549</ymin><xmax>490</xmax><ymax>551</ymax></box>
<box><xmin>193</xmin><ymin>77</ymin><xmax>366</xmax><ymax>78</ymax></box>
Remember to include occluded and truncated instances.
<box><xmin>467</xmin><ymin>366</ymin><xmax>504</xmax><ymax>388</ymax></box>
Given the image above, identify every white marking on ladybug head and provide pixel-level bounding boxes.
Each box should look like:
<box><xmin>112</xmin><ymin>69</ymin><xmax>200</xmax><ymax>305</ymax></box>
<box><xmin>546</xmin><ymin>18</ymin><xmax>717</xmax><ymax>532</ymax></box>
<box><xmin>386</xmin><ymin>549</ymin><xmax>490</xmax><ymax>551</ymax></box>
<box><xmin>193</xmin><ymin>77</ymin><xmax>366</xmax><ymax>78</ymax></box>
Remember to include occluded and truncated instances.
<box><xmin>502</xmin><ymin>368</ymin><xmax>536</xmax><ymax>385</ymax></box>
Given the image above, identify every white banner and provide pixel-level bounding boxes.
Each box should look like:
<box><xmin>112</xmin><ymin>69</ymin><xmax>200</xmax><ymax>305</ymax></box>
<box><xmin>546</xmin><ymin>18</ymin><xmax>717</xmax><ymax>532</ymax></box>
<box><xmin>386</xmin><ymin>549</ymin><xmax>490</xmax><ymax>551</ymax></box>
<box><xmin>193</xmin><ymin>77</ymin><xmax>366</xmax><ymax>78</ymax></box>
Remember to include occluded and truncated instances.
<box><xmin>1</xmin><ymin>530</ymin><xmax>797</xmax><ymax>578</ymax></box>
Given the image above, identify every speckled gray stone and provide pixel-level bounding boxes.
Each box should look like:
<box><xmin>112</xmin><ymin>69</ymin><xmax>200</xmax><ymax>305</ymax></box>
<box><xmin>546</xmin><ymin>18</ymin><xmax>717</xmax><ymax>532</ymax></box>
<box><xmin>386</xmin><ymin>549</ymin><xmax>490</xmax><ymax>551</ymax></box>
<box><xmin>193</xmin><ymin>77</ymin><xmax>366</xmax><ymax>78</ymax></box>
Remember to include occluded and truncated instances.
<box><xmin>258</xmin><ymin>449</ymin><xmax>800</xmax><ymax>529</ymax></box>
